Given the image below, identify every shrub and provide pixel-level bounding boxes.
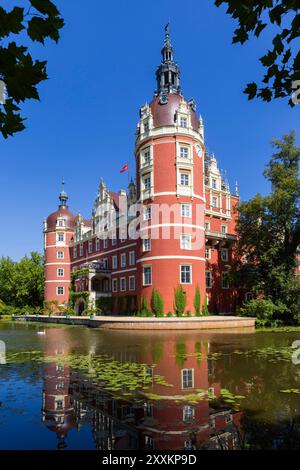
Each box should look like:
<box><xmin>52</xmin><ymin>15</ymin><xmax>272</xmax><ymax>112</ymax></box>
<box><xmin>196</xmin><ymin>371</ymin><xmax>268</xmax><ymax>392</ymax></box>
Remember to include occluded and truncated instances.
<box><xmin>166</xmin><ymin>311</ymin><xmax>173</xmax><ymax>317</ymax></box>
<box><xmin>194</xmin><ymin>285</ymin><xmax>201</xmax><ymax>316</ymax></box>
<box><xmin>238</xmin><ymin>298</ymin><xmax>288</xmax><ymax>327</ymax></box>
<box><xmin>96</xmin><ymin>297</ymin><xmax>113</xmax><ymax>314</ymax></box>
<box><xmin>151</xmin><ymin>289</ymin><xmax>164</xmax><ymax>317</ymax></box>
<box><xmin>202</xmin><ymin>296</ymin><xmax>209</xmax><ymax>316</ymax></box>
<box><xmin>174</xmin><ymin>286</ymin><xmax>186</xmax><ymax>316</ymax></box>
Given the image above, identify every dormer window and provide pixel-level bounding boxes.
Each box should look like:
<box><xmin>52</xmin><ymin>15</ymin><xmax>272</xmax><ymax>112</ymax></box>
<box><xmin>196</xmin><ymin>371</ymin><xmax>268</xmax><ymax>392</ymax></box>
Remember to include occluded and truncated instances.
<box><xmin>58</xmin><ymin>219</ymin><xmax>65</xmax><ymax>227</ymax></box>
<box><xmin>144</xmin><ymin>121</ymin><xmax>149</xmax><ymax>133</ymax></box>
<box><xmin>180</xmin><ymin>117</ymin><xmax>187</xmax><ymax>128</ymax></box>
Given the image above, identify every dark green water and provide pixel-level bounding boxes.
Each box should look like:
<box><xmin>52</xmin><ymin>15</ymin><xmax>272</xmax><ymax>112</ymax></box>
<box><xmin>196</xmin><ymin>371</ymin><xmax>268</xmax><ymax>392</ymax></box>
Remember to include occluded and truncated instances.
<box><xmin>0</xmin><ymin>321</ymin><xmax>300</xmax><ymax>450</ymax></box>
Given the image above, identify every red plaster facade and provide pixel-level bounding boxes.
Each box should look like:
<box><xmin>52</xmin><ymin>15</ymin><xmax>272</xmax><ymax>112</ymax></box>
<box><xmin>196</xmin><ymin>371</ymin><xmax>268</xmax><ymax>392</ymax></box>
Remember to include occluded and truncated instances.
<box><xmin>44</xmin><ymin>28</ymin><xmax>243</xmax><ymax>315</ymax></box>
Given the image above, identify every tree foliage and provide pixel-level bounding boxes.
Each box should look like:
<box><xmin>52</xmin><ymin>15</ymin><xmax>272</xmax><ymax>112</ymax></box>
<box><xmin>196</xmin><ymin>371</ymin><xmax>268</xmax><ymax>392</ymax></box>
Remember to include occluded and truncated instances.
<box><xmin>233</xmin><ymin>131</ymin><xmax>300</xmax><ymax>323</ymax></box>
<box><xmin>0</xmin><ymin>1</ymin><xmax>64</xmax><ymax>138</ymax></box>
<box><xmin>151</xmin><ymin>288</ymin><xmax>164</xmax><ymax>317</ymax></box>
<box><xmin>0</xmin><ymin>251</ymin><xmax>44</xmax><ymax>308</ymax></box>
<box><xmin>174</xmin><ymin>285</ymin><xmax>186</xmax><ymax>316</ymax></box>
<box><xmin>215</xmin><ymin>1</ymin><xmax>300</xmax><ymax>105</ymax></box>
<box><xmin>194</xmin><ymin>284</ymin><xmax>201</xmax><ymax>316</ymax></box>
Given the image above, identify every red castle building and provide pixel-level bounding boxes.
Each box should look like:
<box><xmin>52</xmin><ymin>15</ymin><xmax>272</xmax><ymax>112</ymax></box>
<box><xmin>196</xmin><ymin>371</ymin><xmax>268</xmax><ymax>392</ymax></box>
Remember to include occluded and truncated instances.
<box><xmin>44</xmin><ymin>26</ymin><xmax>244</xmax><ymax>315</ymax></box>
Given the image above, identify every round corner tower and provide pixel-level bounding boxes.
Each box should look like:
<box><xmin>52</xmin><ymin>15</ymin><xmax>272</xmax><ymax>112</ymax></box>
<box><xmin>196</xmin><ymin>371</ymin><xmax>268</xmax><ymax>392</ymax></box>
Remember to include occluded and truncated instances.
<box><xmin>44</xmin><ymin>182</ymin><xmax>75</xmax><ymax>307</ymax></box>
<box><xmin>135</xmin><ymin>25</ymin><xmax>206</xmax><ymax>313</ymax></box>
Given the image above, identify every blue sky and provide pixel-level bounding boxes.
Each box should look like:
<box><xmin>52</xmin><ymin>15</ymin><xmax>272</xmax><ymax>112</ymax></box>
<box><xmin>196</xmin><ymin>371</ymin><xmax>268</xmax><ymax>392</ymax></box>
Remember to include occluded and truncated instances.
<box><xmin>1</xmin><ymin>0</ymin><xmax>299</xmax><ymax>260</ymax></box>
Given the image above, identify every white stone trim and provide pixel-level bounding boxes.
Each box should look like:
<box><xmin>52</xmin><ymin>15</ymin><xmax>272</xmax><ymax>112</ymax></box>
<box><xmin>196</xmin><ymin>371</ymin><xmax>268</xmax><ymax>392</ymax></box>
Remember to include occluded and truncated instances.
<box><xmin>70</xmin><ymin>243</ymin><xmax>137</xmax><ymax>265</ymax></box>
<box><xmin>45</xmin><ymin>262</ymin><xmax>70</xmax><ymax>266</ymax></box>
<box><xmin>45</xmin><ymin>280</ymin><xmax>70</xmax><ymax>283</ymax></box>
<box><xmin>112</xmin><ymin>267</ymin><xmax>137</xmax><ymax>275</ymax></box>
<box><xmin>137</xmin><ymin>256</ymin><xmax>205</xmax><ymax>262</ymax></box>
<box><xmin>139</xmin><ymin>223</ymin><xmax>205</xmax><ymax>232</ymax></box>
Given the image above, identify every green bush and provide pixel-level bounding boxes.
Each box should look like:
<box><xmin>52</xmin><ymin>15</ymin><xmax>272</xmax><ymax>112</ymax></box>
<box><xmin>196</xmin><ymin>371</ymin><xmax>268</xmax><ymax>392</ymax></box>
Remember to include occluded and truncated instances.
<box><xmin>96</xmin><ymin>297</ymin><xmax>113</xmax><ymax>314</ymax></box>
<box><xmin>174</xmin><ymin>286</ymin><xmax>186</xmax><ymax>316</ymax></box>
<box><xmin>166</xmin><ymin>311</ymin><xmax>173</xmax><ymax>317</ymax></box>
<box><xmin>151</xmin><ymin>288</ymin><xmax>164</xmax><ymax>317</ymax></box>
<box><xmin>202</xmin><ymin>296</ymin><xmax>209</xmax><ymax>316</ymax></box>
<box><xmin>238</xmin><ymin>298</ymin><xmax>288</xmax><ymax>327</ymax></box>
<box><xmin>194</xmin><ymin>285</ymin><xmax>201</xmax><ymax>316</ymax></box>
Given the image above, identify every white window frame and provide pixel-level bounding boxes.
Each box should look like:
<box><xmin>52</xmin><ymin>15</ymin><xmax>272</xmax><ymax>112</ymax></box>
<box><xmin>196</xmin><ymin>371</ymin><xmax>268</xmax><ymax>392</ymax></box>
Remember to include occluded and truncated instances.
<box><xmin>79</xmin><ymin>244</ymin><xmax>83</xmax><ymax>256</ymax></box>
<box><xmin>103</xmin><ymin>238</ymin><xmax>108</xmax><ymax>248</ymax></box>
<box><xmin>206</xmin><ymin>271</ymin><xmax>212</xmax><ymax>288</ymax></box>
<box><xmin>205</xmin><ymin>247</ymin><xmax>211</xmax><ymax>260</ymax></box>
<box><xmin>143</xmin><ymin>205</ymin><xmax>152</xmax><ymax>221</ymax></box>
<box><xmin>205</xmin><ymin>222</ymin><xmax>210</xmax><ymax>231</ymax></box>
<box><xmin>143</xmin><ymin>237</ymin><xmax>151</xmax><ymax>252</ymax></box>
<box><xmin>120</xmin><ymin>253</ymin><xmax>126</xmax><ymax>268</ymax></box>
<box><xmin>57</xmin><ymin>286</ymin><xmax>64</xmax><ymax>295</ymax></box>
<box><xmin>96</xmin><ymin>238</ymin><xmax>100</xmax><ymax>251</ymax></box>
<box><xmin>120</xmin><ymin>277</ymin><xmax>126</xmax><ymax>292</ymax></box>
<box><xmin>221</xmin><ymin>224</ymin><xmax>227</xmax><ymax>234</ymax></box>
<box><xmin>129</xmin><ymin>251</ymin><xmax>135</xmax><ymax>266</ymax></box>
<box><xmin>180</xmin><ymin>265</ymin><xmax>192</xmax><ymax>284</ymax></box>
<box><xmin>57</xmin><ymin>268</ymin><xmax>64</xmax><ymax>277</ymax></box>
<box><xmin>112</xmin><ymin>278</ymin><xmax>118</xmax><ymax>293</ymax></box>
<box><xmin>143</xmin><ymin>266</ymin><xmax>152</xmax><ymax>286</ymax></box>
<box><xmin>57</xmin><ymin>251</ymin><xmax>64</xmax><ymax>259</ymax></box>
<box><xmin>143</xmin><ymin>174</ymin><xmax>151</xmax><ymax>191</ymax></box>
<box><xmin>129</xmin><ymin>276</ymin><xmax>135</xmax><ymax>291</ymax></box>
<box><xmin>88</xmin><ymin>240</ymin><xmax>93</xmax><ymax>253</ymax></box>
<box><xmin>180</xmin><ymin>146</ymin><xmax>189</xmax><ymax>159</ymax></box>
<box><xmin>112</xmin><ymin>255</ymin><xmax>118</xmax><ymax>269</ymax></box>
<box><xmin>180</xmin><ymin>116</ymin><xmax>187</xmax><ymax>128</ymax></box>
<box><xmin>183</xmin><ymin>405</ymin><xmax>195</xmax><ymax>422</ymax></box>
<box><xmin>181</xmin><ymin>368</ymin><xmax>194</xmax><ymax>389</ymax></box>
<box><xmin>180</xmin><ymin>172</ymin><xmax>190</xmax><ymax>186</ymax></box>
<box><xmin>181</xmin><ymin>203</ymin><xmax>191</xmax><ymax>218</ymax></box>
<box><xmin>57</xmin><ymin>232</ymin><xmax>65</xmax><ymax>242</ymax></box>
<box><xmin>221</xmin><ymin>248</ymin><xmax>229</xmax><ymax>262</ymax></box>
<box><xmin>212</xmin><ymin>196</ymin><xmax>218</xmax><ymax>208</ymax></box>
<box><xmin>180</xmin><ymin>234</ymin><xmax>191</xmax><ymax>250</ymax></box>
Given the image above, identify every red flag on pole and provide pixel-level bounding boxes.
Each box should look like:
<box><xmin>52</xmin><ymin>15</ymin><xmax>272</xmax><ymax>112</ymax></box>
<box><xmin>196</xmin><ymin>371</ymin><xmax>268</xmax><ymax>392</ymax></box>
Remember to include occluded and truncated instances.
<box><xmin>120</xmin><ymin>163</ymin><xmax>129</xmax><ymax>173</ymax></box>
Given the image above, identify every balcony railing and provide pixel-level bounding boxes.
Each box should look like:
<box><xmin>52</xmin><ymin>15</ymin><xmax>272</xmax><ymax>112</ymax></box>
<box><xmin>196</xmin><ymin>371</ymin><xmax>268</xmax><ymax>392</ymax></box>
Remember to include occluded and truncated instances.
<box><xmin>205</xmin><ymin>230</ymin><xmax>237</xmax><ymax>242</ymax></box>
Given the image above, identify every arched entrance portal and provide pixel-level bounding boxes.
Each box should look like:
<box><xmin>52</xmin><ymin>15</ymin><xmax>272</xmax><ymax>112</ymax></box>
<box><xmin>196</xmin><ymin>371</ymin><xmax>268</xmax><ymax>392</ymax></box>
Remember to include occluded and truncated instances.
<box><xmin>74</xmin><ymin>297</ymin><xmax>86</xmax><ymax>316</ymax></box>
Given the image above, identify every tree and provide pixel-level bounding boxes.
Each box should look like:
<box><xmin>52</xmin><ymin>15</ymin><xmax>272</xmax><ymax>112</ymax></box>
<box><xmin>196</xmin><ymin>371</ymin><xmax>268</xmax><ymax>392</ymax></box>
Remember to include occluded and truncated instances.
<box><xmin>0</xmin><ymin>1</ymin><xmax>64</xmax><ymax>138</ymax></box>
<box><xmin>233</xmin><ymin>131</ymin><xmax>300</xmax><ymax>322</ymax></box>
<box><xmin>151</xmin><ymin>288</ymin><xmax>164</xmax><ymax>317</ymax></box>
<box><xmin>202</xmin><ymin>295</ymin><xmax>209</xmax><ymax>316</ymax></box>
<box><xmin>215</xmin><ymin>1</ymin><xmax>300</xmax><ymax>106</ymax></box>
<box><xmin>194</xmin><ymin>285</ymin><xmax>201</xmax><ymax>316</ymax></box>
<box><xmin>0</xmin><ymin>251</ymin><xmax>44</xmax><ymax>308</ymax></box>
<box><xmin>174</xmin><ymin>286</ymin><xmax>186</xmax><ymax>316</ymax></box>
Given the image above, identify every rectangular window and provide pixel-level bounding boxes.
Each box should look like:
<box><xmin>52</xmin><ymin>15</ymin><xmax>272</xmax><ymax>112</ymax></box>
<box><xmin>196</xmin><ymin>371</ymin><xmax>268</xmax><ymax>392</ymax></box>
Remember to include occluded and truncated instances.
<box><xmin>144</xmin><ymin>175</ymin><xmax>151</xmax><ymax>191</ymax></box>
<box><xmin>103</xmin><ymin>238</ymin><xmax>108</xmax><ymax>248</ymax></box>
<box><xmin>205</xmin><ymin>222</ymin><xmax>210</xmax><ymax>231</ymax></box>
<box><xmin>145</xmin><ymin>436</ymin><xmax>154</xmax><ymax>450</ymax></box>
<box><xmin>112</xmin><ymin>278</ymin><xmax>118</xmax><ymax>293</ymax></box>
<box><xmin>88</xmin><ymin>240</ymin><xmax>93</xmax><ymax>253</ymax></box>
<box><xmin>57</xmin><ymin>251</ymin><xmax>64</xmax><ymax>259</ymax></box>
<box><xmin>129</xmin><ymin>251</ymin><xmax>135</xmax><ymax>266</ymax></box>
<box><xmin>57</xmin><ymin>286</ymin><xmax>64</xmax><ymax>295</ymax></box>
<box><xmin>212</xmin><ymin>196</ymin><xmax>218</xmax><ymax>208</ymax></box>
<box><xmin>129</xmin><ymin>276</ymin><xmax>135</xmax><ymax>291</ymax></box>
<box><xmin>221</xmin><ymin>248</ymin><xmax>228</xmax><ymax>262</ymax></box>
<box><xmin>221</xmin><ymin>225</ymin><xmax>227</xmax><ymax>234</ymax></box>
<box><xmin>180</xmin><ymin>172</ymin><xmax>190</xmax><ymax>186</ymax></box>
<box><xmin>143</xmin><ymin>148</ymin><xmax>151</xmax><ymax>165</ymax></box>
<box><xmin>120</xmin><ymin>253</ymin><xmax>126</xmax><ymax>268</ymax></box>
<box><xmin>112</xmin><ymin>255</ymin><xmax>118</xmax><ymax>269</ymax></box>
<box><xmin>144</xmin><ymin>121</ymin><xmax>149</xmax><ymax>133</ymax></box>
<box><xmin>181</xmin><ymin>203</ymin><xmax>191</xmax><ymax>218</ymax></box>
<box><xmin>180</xmin><ymin>146</ymin><xmax>189</xmax><ymax>158</ymax></box>
<box><xmin>55</xmin><ymin>400</ymin><xmax>63</xmax><ymax>410</ymax></box>
<box><xmin>182</xmin><ymin>368</ymin><xmax>194</xmax><ymax>389</ymax></box>
<box><xmin>180</xmin><ymin>117</ymin><xmax>187</xmax><ymax>128</ymax></box>
<box><xmin>144</xmin><ymin>403</ymin><xmax>153</xmax><ymax>418</ymax></box>
<box><xmin>212</xmin><ymin>178</ymin><xmax>217</xmax><ymax>190</ymax></box>
<box><xmin>96</xmin><ymin>238</ymin><xmax>100</xmax><ymax>251</ymax></box>
<box><xmin>180</xmin><ymin>265</ymin><xmax>192</xmax><ymax>284</ymax></box>
<box><xmin>222</xmin><ymin>272</ymin><xmax>230</xmax><ymax>289</ymax></box>
<box><xmin>143</xmin><ymin>266</ymin><xmax>152</xmax><ymax>286</ymax></box>
<box><xmin>206</xmin><ymin>271</ymin><xmax>212</xmax><ymax>288</ymax></box>
<box><xmin>120</xmin><ymin>277</ymin><xmax>126</xmax><ymax>292</ymax></box>
<box><xmin>57</xmin><ymin>268</ymin><xmax>64</xmax><ymax>277</ymax></box>
<box><xmin>57</xmin><ymin>233</ymin><xmax>65</xmax><ymax>242</ymax></box>
<box><xmin>180</xmin><ymin>234</ymin><xmax>191</xmax><ymax>250</ymax></box>
<box><xmin>58</xmin><ymin>219</ymin><xmax>65</xmax><ymax>227</ymax></box>
<box><xmin>205</xmin><ymin>247</ymin><xmax>211</xmax><ymax>259</ymax></box>
<box><xmin>112</xmin><ymin>237</ymin><xmax>117</xmax><ymax>246</ymax></box>
<box><xmin>79</xmin><ymin>244</ymin><xmax>83</xmax><ymax>256</ymax></box>
<box><xmin>143</xmin><ymin>238</ymin><xmax>151</xmax><ymax>252</ymax></box>
<box><xmin>183</xmin><ymin>405</ymin><xmax>195</xmax><ymax>422</ymax></box>
<box><xmin>144</xmin><ymin>205</ymin><xmax>152</xmax><ymax>221</ymax></box>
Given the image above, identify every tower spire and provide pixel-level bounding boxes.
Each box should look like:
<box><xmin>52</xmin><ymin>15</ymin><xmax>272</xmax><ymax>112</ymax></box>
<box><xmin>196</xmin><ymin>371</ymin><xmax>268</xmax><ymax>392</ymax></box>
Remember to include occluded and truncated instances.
<box><xmin>59</xmin><ymin>177</ymin><xmax>68</xmax><ymax>208</ymax></box>
<box><xmin>155</xmin><ymin>23</ymin><xmax>181</xmax><ymax>98</ymax></box>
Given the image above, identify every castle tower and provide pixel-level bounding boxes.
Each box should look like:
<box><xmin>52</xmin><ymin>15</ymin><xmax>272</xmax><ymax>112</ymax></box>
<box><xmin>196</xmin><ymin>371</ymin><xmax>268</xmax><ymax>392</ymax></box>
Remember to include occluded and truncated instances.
<box><xmin>44</xmin><ymin>180</ymin><xmax>75</xmax><ymax>308</ymax></box>
<box><xmin>135</xmin><ymin>25</ymin><xmax>206</xmax><ymax>313</ymax></box>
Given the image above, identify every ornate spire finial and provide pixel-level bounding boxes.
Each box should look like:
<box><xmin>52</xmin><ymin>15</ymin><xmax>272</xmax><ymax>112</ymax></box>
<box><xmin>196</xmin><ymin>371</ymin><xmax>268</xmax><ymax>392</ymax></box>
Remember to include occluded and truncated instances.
<box><xmin>235</xmin><ymin>181</ymin><xmax>239</xmax><ymax>197</ymax></box>
<box><xmin>59</xmin><ymin>177</ymin><xmax>68</xmax><ymax>207</ymax></box>
<box><xmin>155</xmin><ymin>23</ymin><xmax>181</xmax><ymax>97</ymax></box>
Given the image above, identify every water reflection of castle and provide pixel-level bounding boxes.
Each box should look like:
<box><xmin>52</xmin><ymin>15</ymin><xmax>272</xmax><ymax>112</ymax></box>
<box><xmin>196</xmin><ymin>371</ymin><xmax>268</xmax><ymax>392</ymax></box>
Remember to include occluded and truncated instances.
<box><xmin>41</xmin><ymin>329</ymin><xmax>244</xmax><ymax>450</ymax></box>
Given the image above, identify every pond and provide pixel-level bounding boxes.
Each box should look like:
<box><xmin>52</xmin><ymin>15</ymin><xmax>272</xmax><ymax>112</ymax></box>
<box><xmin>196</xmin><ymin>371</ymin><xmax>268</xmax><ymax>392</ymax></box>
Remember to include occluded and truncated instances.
<box><xmin>0</xmin><ymin>321</ymin><xmax>300</xmax><ymax>450</ymax></box>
